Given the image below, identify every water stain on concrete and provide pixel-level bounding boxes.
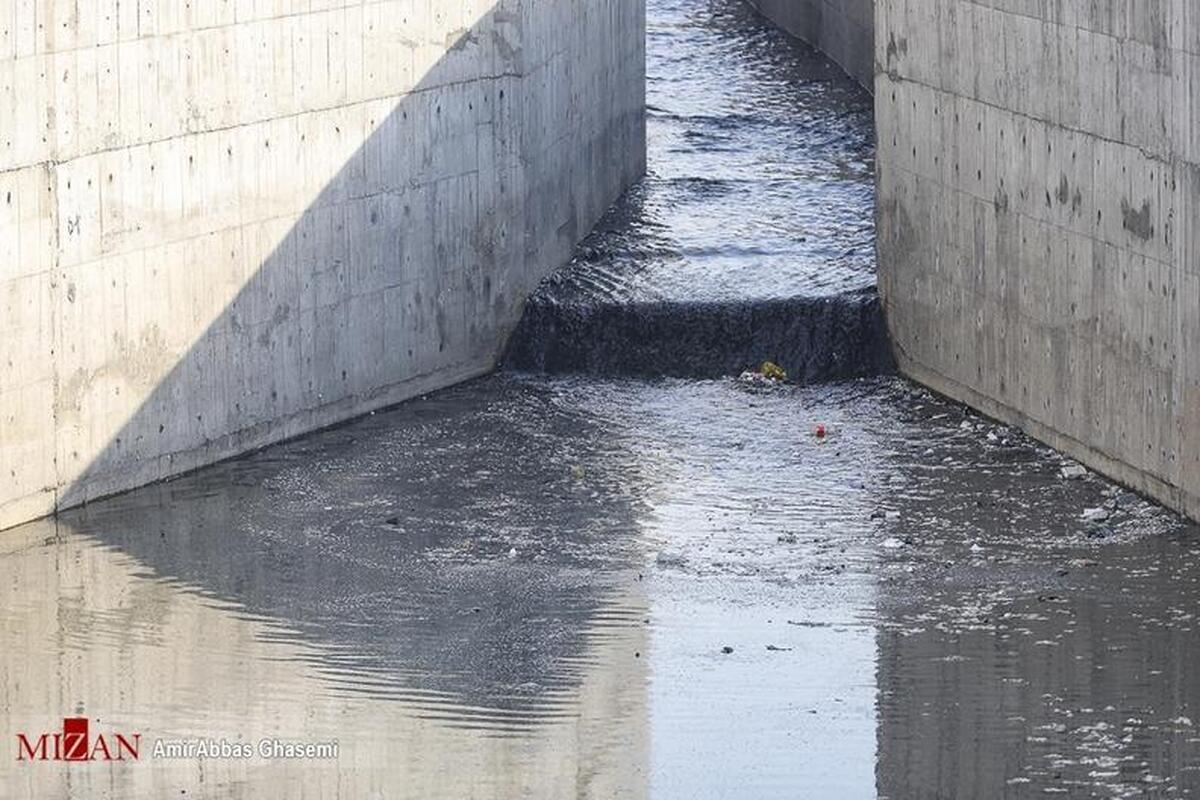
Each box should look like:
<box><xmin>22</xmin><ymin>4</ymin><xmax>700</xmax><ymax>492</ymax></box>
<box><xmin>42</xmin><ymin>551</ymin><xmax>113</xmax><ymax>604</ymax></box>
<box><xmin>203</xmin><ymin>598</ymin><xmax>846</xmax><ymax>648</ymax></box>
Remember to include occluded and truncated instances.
<box><xmin>1121</xmin><ymin>198</ymin><xmax>1154</xmax><ymax>241</ymax></box>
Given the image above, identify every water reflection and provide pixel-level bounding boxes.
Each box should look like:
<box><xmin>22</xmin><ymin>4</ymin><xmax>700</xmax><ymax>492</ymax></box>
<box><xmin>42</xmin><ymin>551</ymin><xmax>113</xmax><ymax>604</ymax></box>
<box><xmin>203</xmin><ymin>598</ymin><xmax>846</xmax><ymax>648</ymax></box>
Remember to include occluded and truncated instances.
<box><xmin>1</xmin><ymin>375</ymin><xmax>1197</xmax><ymax>798</ymax></box>
<box><xmin>61</xmin><ymin>378</ymin><xmax>652</xmax><ymax>722</ymax></box>
<box><xmin>0</xmin><ymin>515</ymin><xmax>649</xmax><ymax>799</ymax></box>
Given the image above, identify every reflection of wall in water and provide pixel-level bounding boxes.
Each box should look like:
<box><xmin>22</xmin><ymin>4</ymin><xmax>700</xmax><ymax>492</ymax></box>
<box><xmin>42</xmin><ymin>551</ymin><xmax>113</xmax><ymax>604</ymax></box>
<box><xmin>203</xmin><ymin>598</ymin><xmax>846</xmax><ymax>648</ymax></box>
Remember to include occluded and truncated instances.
<box><xmin>0</xmin><ymin>520</ymin><xmax>649</xmax><ymax>799</ymax></box>
<box><xmin>875</xmin><ymin>558</ymin><xmax>1200</xmax><ymax>798</ymax></box>
<box><xmin>55</xmin><ymin>378</ymin><xmax>653</xmax><ymax>715</ymax></box>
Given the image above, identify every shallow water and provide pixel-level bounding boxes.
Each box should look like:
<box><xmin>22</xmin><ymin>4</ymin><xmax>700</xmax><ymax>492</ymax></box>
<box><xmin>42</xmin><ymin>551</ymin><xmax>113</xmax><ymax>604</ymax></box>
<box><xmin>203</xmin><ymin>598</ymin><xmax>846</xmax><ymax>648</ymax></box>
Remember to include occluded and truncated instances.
<box><xmin>3</xmin><ymin>374</ymin><xmax>1197</xmax><ymax>798</ymax></box>
<box><xmin>504</xmin><ymin>0</ymin><xmax>887</xmax><ymax>381</ymax></box>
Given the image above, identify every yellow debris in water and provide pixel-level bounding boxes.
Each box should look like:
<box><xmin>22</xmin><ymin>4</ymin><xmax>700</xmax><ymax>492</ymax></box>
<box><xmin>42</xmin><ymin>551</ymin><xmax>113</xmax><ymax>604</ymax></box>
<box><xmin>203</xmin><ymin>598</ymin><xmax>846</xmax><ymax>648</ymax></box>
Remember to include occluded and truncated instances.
<box><xmin>760</xmin><ymin>361</ymin><xmax>787</xmax><ymax>381</ymax></box>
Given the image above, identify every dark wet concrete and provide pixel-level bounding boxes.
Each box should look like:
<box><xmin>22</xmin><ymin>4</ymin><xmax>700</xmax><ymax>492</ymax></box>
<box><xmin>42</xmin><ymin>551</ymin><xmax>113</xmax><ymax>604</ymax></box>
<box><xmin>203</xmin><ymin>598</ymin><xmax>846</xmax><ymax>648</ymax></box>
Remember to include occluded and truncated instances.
<box><xmin>4</xmin><ymin>1</ymin><xmax>1200</xmax><ymax>798</ymax></box>
<box><xmin>504</xmin><ymin>0</ymin><xmax>886</xmax><ymax>381</ymax></box>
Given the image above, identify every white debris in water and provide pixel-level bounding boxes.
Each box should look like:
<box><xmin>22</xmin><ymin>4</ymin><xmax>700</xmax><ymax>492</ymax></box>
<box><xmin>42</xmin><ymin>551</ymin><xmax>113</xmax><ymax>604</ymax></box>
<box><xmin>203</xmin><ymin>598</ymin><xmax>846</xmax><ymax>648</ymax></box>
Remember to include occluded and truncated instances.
<box><xmin>970</xmin><ymin>543</ymin><xmax>985</xmax><ymax>553</ymax></box>
<box><xmin>1081</xmin><ymin>507</ymin><xmax>1111</xmax><ymax>523</ymax></box>
<box><xmin>507</xmin><ymin>547</ymin><xmax>518</xmax><ymax>558</ymax></box>
<box><xmin>881</xmin><ymin>537</ymin><xmax>905</xmax><ymax>549</ymax></box>
<box><xmin>737</xmin><ymin>371</ymin><xmax>782</xmax><ymax>387</ymax></box>
<box><xmin>1061</xmin><ymin>463</ymin><xmax>1088</xmax><ymax>479</ymax></box>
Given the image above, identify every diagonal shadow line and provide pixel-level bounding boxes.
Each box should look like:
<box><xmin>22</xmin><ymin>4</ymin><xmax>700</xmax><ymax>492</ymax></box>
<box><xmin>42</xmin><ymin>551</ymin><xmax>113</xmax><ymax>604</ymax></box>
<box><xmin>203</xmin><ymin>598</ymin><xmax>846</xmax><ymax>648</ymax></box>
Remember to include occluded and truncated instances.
<box><xmin>50</xmin><ymin>0</ymin><xmax>646</xmax><ymax>514</ymax></box>
<box><xmin>31</xmin><ymin>0</ymin><xmax>647</xmax><ymax>726</ymax></box>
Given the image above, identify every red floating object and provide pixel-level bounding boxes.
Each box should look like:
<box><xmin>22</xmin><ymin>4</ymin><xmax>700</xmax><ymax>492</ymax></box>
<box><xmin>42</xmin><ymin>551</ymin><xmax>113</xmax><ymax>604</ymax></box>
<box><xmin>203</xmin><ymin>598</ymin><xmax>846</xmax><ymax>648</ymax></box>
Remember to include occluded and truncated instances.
<box><xmin>814</xmin><ymin>424</ymin><xmax>827</xmax><ymax>438</ymax></box>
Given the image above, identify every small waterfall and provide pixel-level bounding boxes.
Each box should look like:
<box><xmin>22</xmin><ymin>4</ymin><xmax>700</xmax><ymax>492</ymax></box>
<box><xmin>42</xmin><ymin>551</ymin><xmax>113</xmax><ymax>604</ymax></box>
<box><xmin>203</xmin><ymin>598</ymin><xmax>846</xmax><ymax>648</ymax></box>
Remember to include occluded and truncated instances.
<box><xmin>503</xmin><ymin>0</ymin><xmax>892</xmax><ymax>382</ymax></box>
<box><xmin>506</xmin><ymin>284</ymin><xmax>890</xmax><ymax>381</ymax></box>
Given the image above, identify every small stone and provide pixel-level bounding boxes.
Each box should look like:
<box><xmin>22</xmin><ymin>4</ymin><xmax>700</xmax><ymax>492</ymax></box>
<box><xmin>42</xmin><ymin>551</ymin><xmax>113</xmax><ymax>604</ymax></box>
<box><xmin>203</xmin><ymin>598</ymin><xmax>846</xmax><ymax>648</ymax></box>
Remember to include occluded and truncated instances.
<box><xmin>1060</xmin><ymin>464</ymin><xmax>1088</xmax><ymax>480</ymax></box>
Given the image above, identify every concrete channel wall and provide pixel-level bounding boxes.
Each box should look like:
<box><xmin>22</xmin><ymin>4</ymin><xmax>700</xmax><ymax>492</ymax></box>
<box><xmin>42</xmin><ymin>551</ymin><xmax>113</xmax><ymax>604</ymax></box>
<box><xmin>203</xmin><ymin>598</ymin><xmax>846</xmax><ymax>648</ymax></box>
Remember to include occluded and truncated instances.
<box><xmin>746</xmin><ymin>1</ymin><xmax>1200</xmax><ymax>520</ymax></box>
<box><xmin>745</xmin><ymin>0</ymin><xmax>874</xmax><ymax>88</ymax></box>
<box><xmin>0</xmin><ymin>0</ymin><xmax>646</xmax><ymax>529</ymax></box>
<box><xmin>877</xmin><ymin>2</ymin><xmax>1200</xmax><ymax>520</ymax></box>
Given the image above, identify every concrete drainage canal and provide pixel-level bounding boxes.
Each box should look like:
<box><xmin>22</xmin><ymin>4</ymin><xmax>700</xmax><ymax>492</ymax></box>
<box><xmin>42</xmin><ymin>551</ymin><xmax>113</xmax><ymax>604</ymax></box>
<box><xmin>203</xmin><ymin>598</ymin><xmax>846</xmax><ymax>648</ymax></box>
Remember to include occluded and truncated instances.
<box><xmin>8</xmin><ymin>1</ymin><xmax>1200</xmax><ymax>798</ymax></box>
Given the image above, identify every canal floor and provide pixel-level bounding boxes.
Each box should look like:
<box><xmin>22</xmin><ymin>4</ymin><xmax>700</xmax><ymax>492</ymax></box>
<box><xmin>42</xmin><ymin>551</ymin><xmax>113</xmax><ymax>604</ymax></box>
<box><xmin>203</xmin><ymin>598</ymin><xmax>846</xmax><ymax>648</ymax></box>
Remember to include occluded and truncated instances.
<box><xmin>3</xmin><ymin>374</ymin><xmax>1197</xmax><ymax>797</ymax></box>
<box><xmin>3</xmin><ymin>1</ymin><xmax>1200</xmax><ymax>798</ymax></box>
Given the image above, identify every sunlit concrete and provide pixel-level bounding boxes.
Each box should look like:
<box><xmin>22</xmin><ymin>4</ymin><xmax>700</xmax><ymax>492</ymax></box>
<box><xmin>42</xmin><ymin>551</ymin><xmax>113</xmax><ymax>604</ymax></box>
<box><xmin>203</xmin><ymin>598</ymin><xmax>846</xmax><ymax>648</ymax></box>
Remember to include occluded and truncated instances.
<box><xmin>0</xmin><ymin>0</ymin><xmax>647</xmax><ymax>529</ymax></box>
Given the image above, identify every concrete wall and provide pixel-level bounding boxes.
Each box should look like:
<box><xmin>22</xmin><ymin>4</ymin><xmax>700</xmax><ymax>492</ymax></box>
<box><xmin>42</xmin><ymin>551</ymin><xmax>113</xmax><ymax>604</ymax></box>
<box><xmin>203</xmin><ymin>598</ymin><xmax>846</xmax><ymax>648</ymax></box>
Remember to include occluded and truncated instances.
<box><xmin>0</xmin><ymin>0</ymin><xmax>646</xmax><ymax>529</ymax></box>
<box><xmin>877</xmin><ymin>2</ymin><xmax>1200</xmax><ymax>520</ymax></box>
<box><xmin>745</xmin><ymin>0</ymin><xmax>874</xmax><ymax>88</ymax></box>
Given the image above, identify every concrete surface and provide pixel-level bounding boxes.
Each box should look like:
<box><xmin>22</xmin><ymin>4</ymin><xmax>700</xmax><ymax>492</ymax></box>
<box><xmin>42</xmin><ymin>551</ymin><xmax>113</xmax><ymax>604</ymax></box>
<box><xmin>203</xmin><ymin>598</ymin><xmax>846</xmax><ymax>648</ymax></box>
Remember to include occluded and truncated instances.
<box><xmin>744</xmin><ymin>0</ymin><xmax>873</xmax><ymax>88</ymax></box>
<box><xmin>0</xmin><ymin>0</ymin><xmax>646</xmax><ymax>529</ymax></box>
<box><xmin>876</xmin><ymin>1</ymin><xmax>1200</xmax><ymax>521</ymax></box>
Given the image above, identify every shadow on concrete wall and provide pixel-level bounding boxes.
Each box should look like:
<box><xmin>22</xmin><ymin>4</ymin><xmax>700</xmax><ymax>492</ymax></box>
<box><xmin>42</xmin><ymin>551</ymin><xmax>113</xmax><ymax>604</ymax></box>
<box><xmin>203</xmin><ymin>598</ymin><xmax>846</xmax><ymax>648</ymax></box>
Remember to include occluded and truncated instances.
<box><xmin>53</xmin><ymin>0</ymin><xmax>643</xmax><ymax>514</ymax></box>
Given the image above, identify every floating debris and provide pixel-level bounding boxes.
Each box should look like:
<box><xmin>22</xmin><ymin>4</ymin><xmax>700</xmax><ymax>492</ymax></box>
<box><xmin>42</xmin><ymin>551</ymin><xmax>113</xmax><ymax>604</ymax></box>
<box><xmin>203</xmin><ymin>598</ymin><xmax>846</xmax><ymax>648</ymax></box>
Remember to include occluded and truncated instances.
<box><xmin>1061</xmin><ymin>463</ymin><xmax>1088</xmax><ymax>480</ymax></box>
<box><xmin>760</xmin><ymin>361</ymin><xmax>788</xmax><ymax>381</ymax></box>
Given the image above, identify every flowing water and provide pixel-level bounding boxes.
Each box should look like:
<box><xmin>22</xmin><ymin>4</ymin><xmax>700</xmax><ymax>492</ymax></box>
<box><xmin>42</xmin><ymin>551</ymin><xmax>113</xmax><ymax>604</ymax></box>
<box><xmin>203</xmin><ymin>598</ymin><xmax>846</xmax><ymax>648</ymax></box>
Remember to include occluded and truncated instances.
<box><xmin>503</xmin><ymin>0</ymin><xmax>888</xmax><ymax>381</ymax></box>
<box><xmin>3</xmin><ymin>1</ymin><xmax>1200</xmax><ymax>799</ymax></box>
